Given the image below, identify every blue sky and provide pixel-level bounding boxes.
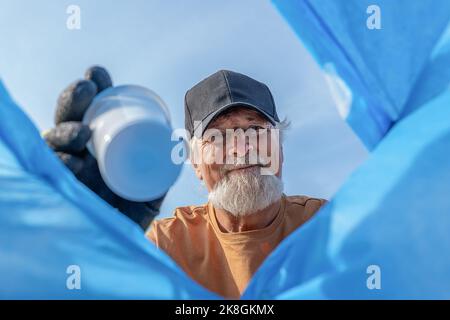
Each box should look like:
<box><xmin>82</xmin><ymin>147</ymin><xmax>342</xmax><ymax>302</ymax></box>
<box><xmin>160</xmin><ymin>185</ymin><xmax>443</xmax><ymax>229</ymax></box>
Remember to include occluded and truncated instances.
<box><xmin>0</xmin><ymin>0</ymin><xmax>367</xmax><ymax>219</ymax></box>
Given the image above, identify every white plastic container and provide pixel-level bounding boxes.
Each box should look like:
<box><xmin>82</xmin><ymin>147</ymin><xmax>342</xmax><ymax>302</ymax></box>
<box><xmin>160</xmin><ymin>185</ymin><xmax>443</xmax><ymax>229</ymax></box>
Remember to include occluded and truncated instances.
<box><xmin>83</xmin><ymin>85</ymin><xmax>182</xmax><ymax>202</ymax></box>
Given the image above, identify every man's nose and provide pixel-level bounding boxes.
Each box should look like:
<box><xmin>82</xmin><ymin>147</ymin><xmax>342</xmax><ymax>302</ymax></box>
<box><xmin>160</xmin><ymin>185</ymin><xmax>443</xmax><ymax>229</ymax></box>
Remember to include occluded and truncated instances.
<box><xmin>228</xmin><ymin>134</ymin><xmax>254</xmax><ymax>158</ymax></box>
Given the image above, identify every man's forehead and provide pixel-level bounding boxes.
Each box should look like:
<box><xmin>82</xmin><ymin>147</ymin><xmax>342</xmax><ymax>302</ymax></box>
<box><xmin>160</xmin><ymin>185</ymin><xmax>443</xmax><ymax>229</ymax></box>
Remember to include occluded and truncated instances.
<box><xmin>208</xmin><ymin>107</ymin><xmax>269</xmax><ymax>129</ymax></box>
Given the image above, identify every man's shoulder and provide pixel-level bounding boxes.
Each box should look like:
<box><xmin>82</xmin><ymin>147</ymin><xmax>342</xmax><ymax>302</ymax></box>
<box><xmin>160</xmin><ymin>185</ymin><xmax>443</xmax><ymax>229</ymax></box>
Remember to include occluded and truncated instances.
<box><xmin>159</xmin><ymin>203</ymin><xmax>209</xmax><ymax>223</ymax></box>
<box><xmin>285</xmin><ymin>195</ymin><xmax>327</xmax><ymax>207</ymax></box>
<box><xmin>284</xmin><ymin>195</ymin><xmax>327</xmax><ymax>217</ymax></box>
<box><xmin>147</xmin><ymin>203</ymin><xmax>209</xmax><ymax>244</ymax></box>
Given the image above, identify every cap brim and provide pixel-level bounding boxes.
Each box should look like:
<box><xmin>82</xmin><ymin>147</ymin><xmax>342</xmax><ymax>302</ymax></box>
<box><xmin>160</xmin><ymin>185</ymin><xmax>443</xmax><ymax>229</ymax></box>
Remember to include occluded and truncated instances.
<box><xmin>193</xmin><ymin>102</ymin><xmax>277</xmax><ymax>137</ymax></box>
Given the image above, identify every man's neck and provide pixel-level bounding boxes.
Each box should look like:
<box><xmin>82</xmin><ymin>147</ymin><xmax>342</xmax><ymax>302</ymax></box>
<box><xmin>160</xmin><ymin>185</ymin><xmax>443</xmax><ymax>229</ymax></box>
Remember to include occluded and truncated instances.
<box><xmin>213</xmin><ymin>199</ymin><xmax>282</xmax><ymax>233</ymax></box>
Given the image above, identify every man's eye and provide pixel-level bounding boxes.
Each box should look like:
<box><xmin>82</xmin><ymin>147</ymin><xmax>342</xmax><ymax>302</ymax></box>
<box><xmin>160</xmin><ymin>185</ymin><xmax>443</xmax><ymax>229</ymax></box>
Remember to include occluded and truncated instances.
<box><xmin>204</xmin><ymin>134</ymin><xmax>224</xmax><ymax>144</ymax></box>
<box><xmin>248</xmin><ymin>125</ymin><xmax>265</xmax><ymax>132</ymax></box>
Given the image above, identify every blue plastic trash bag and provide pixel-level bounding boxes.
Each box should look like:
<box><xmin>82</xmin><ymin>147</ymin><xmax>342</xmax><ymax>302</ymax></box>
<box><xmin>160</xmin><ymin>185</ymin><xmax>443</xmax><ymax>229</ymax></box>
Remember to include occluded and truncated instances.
<box><xmin>271</xmin><ymin>0</ymin><xmax>450</xmax><ymax>150</ymax></box>
<box><xmin>242</xmin><ymin>0</ymin><xmax>450</xmax><ymax>299</ymax></box>
<box><xmin>0</xmin><ymin>80</ymin><xmax>217</xmax><ymax>299</ymax></box>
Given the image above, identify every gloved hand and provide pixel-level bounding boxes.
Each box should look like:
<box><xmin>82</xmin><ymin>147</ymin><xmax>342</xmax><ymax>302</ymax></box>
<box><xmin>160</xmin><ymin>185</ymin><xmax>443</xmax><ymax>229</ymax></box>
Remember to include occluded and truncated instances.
<box><xmin>44</xmin><ymin>66</ymin><xmax>165</xmax><ymax>230</ymax></box>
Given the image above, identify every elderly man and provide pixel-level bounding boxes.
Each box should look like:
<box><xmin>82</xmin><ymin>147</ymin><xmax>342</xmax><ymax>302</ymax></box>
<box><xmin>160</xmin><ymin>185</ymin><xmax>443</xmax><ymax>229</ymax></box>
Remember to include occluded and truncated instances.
<box><xmin>45</xmin><ymin>67</ymin><xmax>326</xmax><ymax>299</ymax></box>
<box><xmin>147</xmin><ymin>69</ymin><xmax>326</xmax><ymax>298</ymax></box>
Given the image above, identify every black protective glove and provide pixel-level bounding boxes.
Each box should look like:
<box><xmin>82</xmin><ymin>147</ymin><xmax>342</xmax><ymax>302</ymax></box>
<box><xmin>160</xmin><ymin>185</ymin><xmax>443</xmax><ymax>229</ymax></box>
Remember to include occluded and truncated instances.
<box><xmin>44</xmin><ymin>66</ymin><xmax>165</xmax><ymax>230</ymax></box>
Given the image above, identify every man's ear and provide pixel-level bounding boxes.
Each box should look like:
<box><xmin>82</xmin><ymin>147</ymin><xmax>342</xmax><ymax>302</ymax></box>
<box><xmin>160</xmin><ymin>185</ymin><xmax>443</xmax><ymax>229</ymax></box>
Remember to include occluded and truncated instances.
<box><xmin>189</xmin><ymin>137</ymin><xmax>203</xmax><ymax>180</ymax></box>
<box><xmin>191</xmin><ymin>162</ymin><xmax>203</xmax><ymax>180</ymax></box>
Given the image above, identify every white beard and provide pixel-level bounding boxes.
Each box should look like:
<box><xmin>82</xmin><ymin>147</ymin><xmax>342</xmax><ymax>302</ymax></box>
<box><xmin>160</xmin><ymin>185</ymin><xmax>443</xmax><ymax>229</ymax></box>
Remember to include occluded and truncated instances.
<box><xmin>208</xmin><ymin>166</ymin><xmax>283</xmax><ymax>217</ymax></box>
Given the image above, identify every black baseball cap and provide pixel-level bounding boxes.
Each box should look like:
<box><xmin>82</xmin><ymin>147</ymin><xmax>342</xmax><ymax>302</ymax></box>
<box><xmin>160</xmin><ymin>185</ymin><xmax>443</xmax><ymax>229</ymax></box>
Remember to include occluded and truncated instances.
<box><xmin>185</xmin><ymin>70</ymin><xmax>280</xmax><ymax>138</ymax></box>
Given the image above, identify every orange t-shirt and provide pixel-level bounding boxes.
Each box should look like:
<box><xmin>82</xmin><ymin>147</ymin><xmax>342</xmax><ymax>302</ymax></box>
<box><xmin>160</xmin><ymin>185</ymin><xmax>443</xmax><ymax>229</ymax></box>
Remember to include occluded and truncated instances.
<box><xmin>146</xmin><ymin>194</ymin><xmax>326</xmax><ymax>299</ymax></box>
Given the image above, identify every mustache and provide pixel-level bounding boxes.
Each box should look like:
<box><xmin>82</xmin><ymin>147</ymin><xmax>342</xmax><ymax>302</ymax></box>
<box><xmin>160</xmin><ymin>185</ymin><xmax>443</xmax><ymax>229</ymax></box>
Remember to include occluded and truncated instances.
<box><xmin>220</xmin><ymin>156</ymin><xmax>269</xmax><ymax>174</ymax></box>
<box><xmin>221</xmin><ymin>164</ymin><xmax>259</xmax><ymax>172</ymax></box>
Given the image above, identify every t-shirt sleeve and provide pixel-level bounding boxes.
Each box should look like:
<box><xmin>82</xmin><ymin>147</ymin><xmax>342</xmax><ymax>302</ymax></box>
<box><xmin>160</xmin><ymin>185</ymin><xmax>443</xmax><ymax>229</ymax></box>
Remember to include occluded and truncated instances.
<box><xmin>303</xmin><ymin>197</ymin><xmax>327</xmax><ymax>220</ymax></box>
<box><xmin>146</xmin><ymin>221</ymin><xmax>158</xmax><ymax>246</ymax></box>
<box><xmin>145</xmin><ymin>217</ymin><xmax>177</xmax><ymax>250</ymax></box>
